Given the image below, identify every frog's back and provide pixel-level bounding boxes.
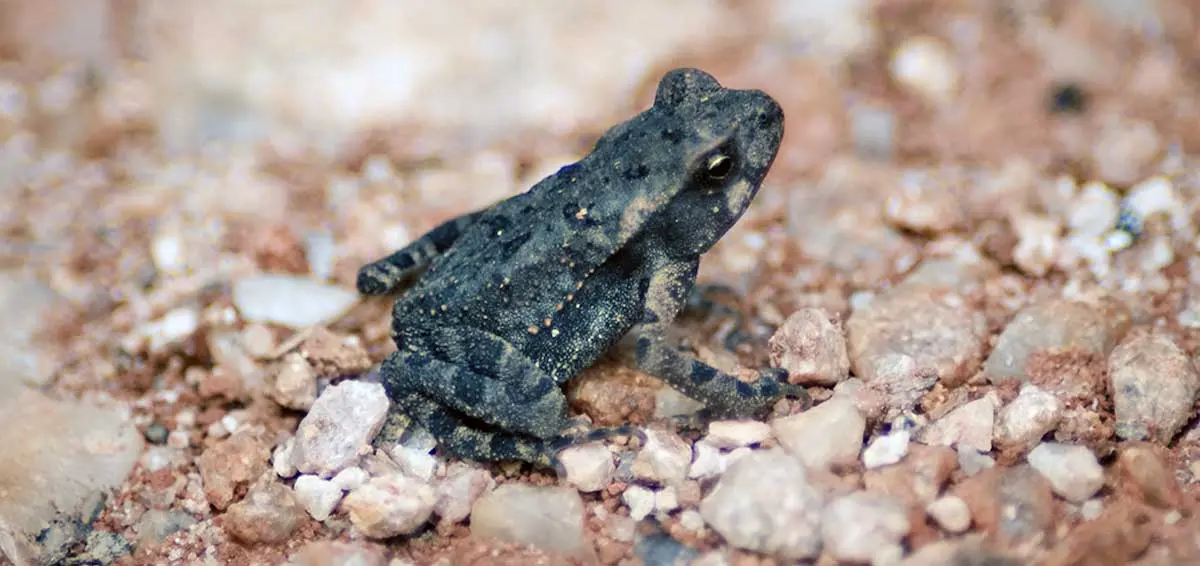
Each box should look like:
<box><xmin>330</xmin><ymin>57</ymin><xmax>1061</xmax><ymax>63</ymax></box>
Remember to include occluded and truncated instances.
<box><xmin>391</xmin><ymin>68</ymin><xmax>785</xmax><ymax>343</ymax></box>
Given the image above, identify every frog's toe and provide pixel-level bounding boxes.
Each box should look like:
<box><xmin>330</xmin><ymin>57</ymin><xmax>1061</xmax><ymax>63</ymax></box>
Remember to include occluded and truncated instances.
<box><xmin>551</xmin><ymin>425</ymin><xmax>646</xmax><ymax>452</ymax></box>
<box><xmin>544</xmin><ymin>425</ymin><xmax>646</xmax><ymax>479</ymax></box>
<box><xmin>782</xmin><ymin>382</ymin><xmax>812</xmax><ymax>409</ymax></box>
<box><xmin>761</xmin><ymin>367</ymin><xmax>790</xmax><ymax>383</ymax></box>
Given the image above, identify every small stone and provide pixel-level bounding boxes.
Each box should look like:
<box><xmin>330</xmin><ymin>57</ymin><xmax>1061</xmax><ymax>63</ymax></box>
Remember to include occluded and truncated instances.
<box><xmin>292</xmin><ymin>380</ymin><xmax>390</xmax><ymax>478</ymax></box>
<box><xmin>570</xmin><ymin>364</ymin><xmax>660</xmax><ymax>423</ymax></box>
<box><xmin>953</xmin><ymin>466</ymin><xmax>1054</xmax><ymax>544</ymax></box>
<box><xmin>884</xmin><ymin>171</ymin><xmax>967</xmax><ymax>234</ymax></box>
<box><xmin>289</xmin><ymin>541</ymin><xmax>387</xmax><ymax>566</ymax></box>
<box><xmin>679</xmin><ymin>509</ymin><xmax>706</xmax><ymax>533</ymax></box>
<box><xmin>1115</xmin><ymin>442</ymin><xmax>1183</xmax><ymax>509</ymax></box>
<box><xmin>1080</xmin><ymin>499</ymin><xmax>1104</xmax><ymax>520</ymax></box>
<box><xmin>273</xmin><ymin>438</ymin><xmax>298</xmax><ymax>479</ymax></box>
<box><xmin>654</xmin><ymin>485</ymin><xmax>679</xmax><ymax>514</ymax></box>
<box><xmin>687</xmin><ymin>441</ymin><xmax>726</xmax><ymax>480</ymax></box>
<box><xmin>1011</xmin><ymin>213</ymin><xmax>1061</xmax><ymax>277</ymax></box>
<box><xmin>1044</xmin><ymin>499</ymin><xmax>1156</xmax><ymax>564</ymax></box>
<box><xmin>863</xmin><ymin>430</ymin><xmax>910</xmax><ymax>469</ymax></box>
<box><xmin>623</xmin><ymin>485</ymin><xmax>656</xmax><ymax>521</ymax></box>
<box><xmin>241</xmin><ymin>323</ymin><xmax>278</xmax><ymax>359</ymax></box>
<box><xmin>150</xmin><ymin>230</ymin><xmax>187</xmax><ymax>276</ymax></box>
<box><xmin>144</xmin><ymin>424</ymin><xmax>169</xmax><ymax>445</ymax></box>
<box><xmin>631</xmin><ymin>428</ymin><xmax>692</xmax><ymax>487</ymax></box>
<box><xmin>77</xmin><ymin>530</ymin><xmax>132</xmax><ymax>564</ymax></box>
<box><xmin>433</xmin><ymin>463</ymin><xmax>494</xmax><ymax>525</ymax></box>
<box><xmin>1091</xmin><ymin>116</ymin><xmax>1162</xmax><ymax>186</ymax></box>
<box><xmin>994</xmin><ymin>384</ymin><xmax>1062</xmax><ymax>455</ymax></box>
<box><xmin>304</xmin><ymin>231</ymin><xmax>339</xmax><ymax>281</ymax></box>
<box><xmin>342</xmin><ymin>474</ymin><xmax>437</xmax><ymax>538</ymax></box>
<box><xmin>1108</xmin><ymin>328</ymin><xmax>1200</xmax><ymax>443</ymax></box>
<box><xmin>198</xmin><ymin>365</ymin><xmax>247</xmax><ymax>402</ymax></box>
<box><xmin>847</xmin><ymin>284</ymin><xmax>985</xmax><ymax>401</ymax></box>
<box><xmin>850</xmin><ymin>104</ymin><xmax>895</xmax><ymax>159</ymax></box>
<box><xmin>143</xmin><ymin>307</ymin><xmax>201</xmax><ymax>352</ymax></box>
<box><xmin>699</xmin><ymin>449</ymin><xmax>824</xmax><ymax>560</ymax></box>
<box><xmin>273</xmin><ymin>353</ymin><xmax>318</xmax><ymax>410</ymax></box>
<box><xmin>166</xmin><ymin>430</ymin><xmax>190</xmax><ymax>449</ymax></box>
<box><xmin>331</xmin><ymin>466</ymin><xmax>369</xmax><ymax>491</ymax></box>
<box><xmin>925</xmin><ymin>496</ymin><xmax>971</xmax><ymax>533</ymax></box>
<box><xmin>606</xmin><ymin>513</ymin><xmax>637</xmax><ymax>543</ymax></box>
<box><xmin>772</xmin><ymin>396</ymin><xmax>866</xmax><ymax>470</ymax></box>
<box><xmin>470</xmin><ymin>484</ymin><xmax>587</xmax><ymax>555</ymax></box>
<box><xmin>293</xmin><ymin>474</ymin><xmax>344</xmax><ymax>521</ymax></box>
<box><xmin>916</xmin><ymin>395</ymin><xmax>996</xmax><ymax>452</ymax></box>
<box><xmin>767</xmin><ymin>307</ymin><xmax>850</xmax><ymax>386</ymax></box>
<box><xmin>207</xmin><ymin>419</ymin><xmax>231</xmax><ymax>440</ymax></box>
<box><xmin>223</xmin><ymin>481</ymin><xmax>303</xmax><ymax>544</ymax></box>
<box><xmin>985</xmin><ymin>295</ymin><xmax>1130</xmax><ymax>386</ymax></box>
<box><xmin>1068</xmin><ymin>181</ymin><xmax>1121</xmax><ymax>237</ymax></box>
<box><xmin>1126</xmin><ymin>176</ymin><xmax>1182</xmax><ymax>225</ymax></box>
<box><xmin>890</xmin><ymin>35</ymin><xmax>959</xmax><ymax>105</ymax></box>
<box><xmin>1027</xmin><ymin>442</ymin><xmax>1104</xmax><ymax>503</ymax></box>
<box><xmin>232</xmin><ymin>275</ymin><xmax>359</xmax><ymax>329</ymax></box>
<box><xmin>390</xmin><ymin>444</ymin><xmax>437</xmax><ymax>483</ymax></box>
<box><xmin>558</xmin><ymin>442</ymin><xmax>615</xmax><ymax>493</ymax></box>
<box><xmin>136</xmin><ymin>509</ymin><xmax>197</xmax><ymax>547</ymax></box>
<box><xmin>897</xmin><ymin>538</ymin><xmax>1015</xmax><ymax>566</ymax></box>
<box><xmin>197</xmin><ymin>432</ymin><xmax>270</xmax><ymax>510</ymax></box>
<box><xmin>300</xmin><ymin>327</ymin><xmax>373</xmax><ymax>378</ymax></box>
<box><xmin>957</xmin><ymin>447</ymin><xmax>995</xmax><ymax>477</ymax></box>
<box><xmin>655</xmin><ymin>386</ymin><xmax>706</xmax><ymax>419</ymax></box>
<box><xmin>703</xmin><ymin>420</ymin><xmax>773</xmax><ymax>450</ymax></box>
<box><xmin>822</xmin><ymin>491</ymin><xmax>911</xmax><ymax>564</ymax></box>
<box><xmin>0</xmin><ymin>273</ymin><xmax>69</xmax><ymax>386</ymax></box>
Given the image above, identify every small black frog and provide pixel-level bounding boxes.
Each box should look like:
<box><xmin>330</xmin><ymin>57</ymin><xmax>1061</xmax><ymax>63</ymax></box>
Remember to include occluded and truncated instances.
<box><xmin>357</xmin><ymin>68</ymin><xmax>806</xmax><ymax>471</ymax></box>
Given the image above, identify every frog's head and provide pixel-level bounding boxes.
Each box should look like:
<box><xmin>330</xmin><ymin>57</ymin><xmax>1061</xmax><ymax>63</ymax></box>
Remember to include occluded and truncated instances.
<box><xmin>569</xmin><ymin>68</ymin><xmax>783</xmax><ymax>262</ymax></box>
<box><xmin>643</xmin><ymin>68</ymin><xmax>785</xmax><ymax>257</ymax></box>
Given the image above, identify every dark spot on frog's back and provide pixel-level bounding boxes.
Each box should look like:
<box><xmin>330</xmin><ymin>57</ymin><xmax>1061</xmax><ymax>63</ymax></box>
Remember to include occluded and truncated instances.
<box><xmin>624</xmin><ymin>163</ymin><xmax>649</xmax><ymax>180</ymax></box>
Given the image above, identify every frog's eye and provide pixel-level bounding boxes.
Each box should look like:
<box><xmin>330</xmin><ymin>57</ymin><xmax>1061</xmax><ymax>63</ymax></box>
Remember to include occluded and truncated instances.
<box><xmin>694</xmin><ymin>145</ymin><xmax>740</xmax><ymax>188</ymax></box>
<box><xmin>705</xmin><ymin>153</ymin><xmax>734</xmax><ymax>180</ymax></box>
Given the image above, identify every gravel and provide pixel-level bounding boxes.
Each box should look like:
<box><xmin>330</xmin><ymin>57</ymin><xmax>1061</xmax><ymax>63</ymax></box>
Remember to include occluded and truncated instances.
<box><xmin>1027</xmin><ymin>442</ymin><xmax>1106</xmax><ymax>503</ymax></box>
<box><xmin>558</xmin><ymin>441</ymin><xmax>615</xmax><ymax>493</ymax></box>
<box><xmin>772</xmin><ymin>396</ymin><xmax>866</xmax><ymax>470</ymax></box>
<box><xmin>9</xmin><ymin>2</ymin><xmax>1200</xmax><ymax>564</ymax></box>
<box><xmin>223</xmin><ymin>481</ymin><xmax>303</xmax><ymax>545</ymax></box>
<box><xmin>699</xmin><ymin>449</ymin><xmax>824</xmax><ymax>560</ymax></box>
<box><xmin>821</xmin><ymin>491</ymin><xmax>911</xmax><ymax>564</ymax></box>
<box><xmin>341</xmin><ymin>474</ymin><xmax>437</xmax><ymax>539</ymax></box>
<box><xmin>290</xmin><ymin>379</ymin><xmax>390</xmax><ymax>478</ymax></box>
<box><xmin>1108</xmin><ymin>327</ymin><xmax>1200</xmax><ymax>443</ymax></box>
<box><xmin>293</xmin><ymin>474</ymin><xmax>344</xmax><ymax>521</ymax></box>
<box><xmin>469</xmin><ymin>484</ymin><xmax>588</xmax><ymax>556</ymax></box>
<box><xmin>232</xmin><ymin>275</ymin><xmax>360</xmax><ymax>329</ymax></box>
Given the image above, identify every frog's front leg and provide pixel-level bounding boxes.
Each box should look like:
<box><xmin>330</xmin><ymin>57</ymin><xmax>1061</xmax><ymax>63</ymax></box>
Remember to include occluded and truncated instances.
<box><xmin>357</xmin><ymin>206</ymin><xmax>488</xmax><ymax>295</ymax></box>
<box><xmin>632</xmin><ymin>259</ymin><xmax>810</xmax><ymax>418</ymax></box>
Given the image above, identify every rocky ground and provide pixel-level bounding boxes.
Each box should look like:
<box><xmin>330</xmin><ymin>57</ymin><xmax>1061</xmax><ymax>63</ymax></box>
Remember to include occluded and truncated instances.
<box><xmin>2</xmin><ymin>0</ymin><xmax>1200</xmax><ymax>565</ymax></box>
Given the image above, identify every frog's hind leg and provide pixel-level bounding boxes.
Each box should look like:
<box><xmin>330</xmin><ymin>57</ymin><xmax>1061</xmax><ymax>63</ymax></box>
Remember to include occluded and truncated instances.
<box><xmin>392</xmin><ymin>390</ymin><xmax>642</xmax><ymax>476</ymax></box>
<box><xmin>392</xmin><ymin>389</ymin><xmax>559</xmax><ymax>469</ymax></box>
<box><xmin>356</xmin><ymin>207</ymin><xmax>487</xmax><ymax>295</ymax></box>
<box><xmin>384</xmin><ymin>343</ymin><xmax>572</xmax><ymax>439</ymax></box>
